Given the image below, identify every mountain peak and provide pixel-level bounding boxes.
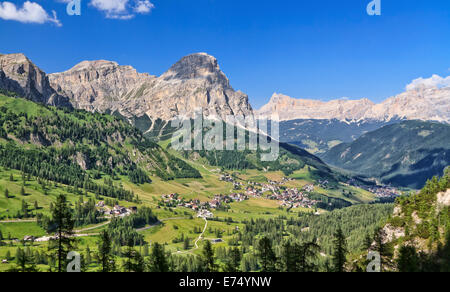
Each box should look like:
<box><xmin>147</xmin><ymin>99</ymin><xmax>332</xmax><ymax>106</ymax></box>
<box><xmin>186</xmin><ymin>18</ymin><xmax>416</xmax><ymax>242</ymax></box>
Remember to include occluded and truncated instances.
<box><xmin>162</xmin><ymin>53</ymin><xmax>227</xmax><ymax>83</ymax></box>
<box><xmin>0</xmin><ymin>53</ymin><xmax>71</xmax><ymax>107</ymax></box>
<box><xmin>68</xmin><ymin>60</ymin><xmax>120</xmax><ymax>72</ymax></box>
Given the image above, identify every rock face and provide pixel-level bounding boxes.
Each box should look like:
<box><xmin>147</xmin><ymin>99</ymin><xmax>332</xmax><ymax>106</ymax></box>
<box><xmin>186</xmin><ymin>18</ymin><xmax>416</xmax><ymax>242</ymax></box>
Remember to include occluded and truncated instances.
<box><xmin>49</xmin><ymin>60</ymin><xmax>154</xmax><ymax>114</ymax></box>
<box><xmin>258</xmin><ymin>88</ymin><xmax>450</xmax><ymax>123</ymax></box>
<box><xmin>48</xmin><ymin>53</ymin><xmax>254</xmax><ymax>123</ymax></box>
<box><xmin>0</xmin><ymin>53</ymin><xmax>71</xmax><ymax>107</ymax></box>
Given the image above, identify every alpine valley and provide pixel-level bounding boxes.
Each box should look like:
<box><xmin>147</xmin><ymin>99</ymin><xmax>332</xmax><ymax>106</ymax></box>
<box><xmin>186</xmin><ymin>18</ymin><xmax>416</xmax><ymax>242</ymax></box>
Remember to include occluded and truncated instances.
<box><xmin>0</xmin><ymin>52</ymin><xmax>448</xmax><ymax>273</ymax></box>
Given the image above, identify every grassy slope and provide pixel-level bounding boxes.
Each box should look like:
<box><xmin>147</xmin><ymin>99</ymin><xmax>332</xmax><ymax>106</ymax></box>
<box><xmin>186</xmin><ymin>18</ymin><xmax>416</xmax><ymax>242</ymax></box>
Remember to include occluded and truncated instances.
<box><xmin>0</xmin><ymin>94</ymin><xmax>377</xmax><ymax>271</ymax></box>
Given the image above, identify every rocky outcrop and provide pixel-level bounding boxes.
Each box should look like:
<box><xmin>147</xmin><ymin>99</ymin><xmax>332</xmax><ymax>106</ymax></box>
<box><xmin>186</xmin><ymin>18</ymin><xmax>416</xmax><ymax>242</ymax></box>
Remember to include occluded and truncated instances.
<box><xmin>258</xmin><ymin>88</ymin><xmax>450</xmax><ymax>123</ymax></box>
<box><xmin>0</xmin><ymin>53</ymin><xmax>71</xmax><ymax>107</ymax></box>
<box><xmin>48</xmin><ymin>53</ymin><xmax>254</xmax><ymax>124</ymax></box>
<box><xmin>49</xmin><ymin>60</ymin><xmax>154</xmax><ymax>114</ymax></box>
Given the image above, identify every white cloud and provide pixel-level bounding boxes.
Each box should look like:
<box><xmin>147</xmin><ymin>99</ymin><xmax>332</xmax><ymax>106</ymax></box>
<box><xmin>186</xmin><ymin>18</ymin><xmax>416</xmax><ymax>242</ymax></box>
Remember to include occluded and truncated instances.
<box><xmin>134</xmin><ymin>0</ymin><xmax>154</xmax><ymax>13</ymax></box>
<box><xmin>406</xmin><ymin>74</ymin><xmax>450</xmax><ymax>91</ymax></box>
<box><xmin>0</xmin><ymin>1</ymin><xmax>61</xmax><ymax>26</ymax></box>
<box><xmin>90</xmin><ymin>0</ymin><xmax>154</xmax><ymax>19</ymax></box>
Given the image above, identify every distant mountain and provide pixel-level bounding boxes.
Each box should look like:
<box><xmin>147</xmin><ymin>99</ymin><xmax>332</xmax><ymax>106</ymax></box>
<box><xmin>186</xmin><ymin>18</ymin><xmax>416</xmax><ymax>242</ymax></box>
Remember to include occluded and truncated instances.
<box><xmin>319</xmin><ymin>120</ymin><xmax>450</xmax><ymax>189</ymax></box>
<box><xmin>275</xmin><ymin>118</ymin><xmax>400</xmax><ymax>154</ymax></box>
<box><xmin>259</xmin><ymin>89</ymin><xmax>450</xmax><ymax>153</ymax></box>
<box><xmin>48</xmin><ymin>53</ymin><xmax>254</xmax><ymax>128</ymax></box>
<box><xmin>0</xmin><ymin>53</ymin><xmax>71</xmax><ymax>107</ymax></box>
<box><xmin>258</xmin><ymin>89</ymin><xmax>450</xmax><ymax>123</ymax></box>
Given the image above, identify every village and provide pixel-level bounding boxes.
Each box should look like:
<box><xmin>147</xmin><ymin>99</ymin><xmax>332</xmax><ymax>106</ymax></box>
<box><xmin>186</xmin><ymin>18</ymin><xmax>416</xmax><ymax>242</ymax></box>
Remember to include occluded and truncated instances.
<box><xmin>345</xmin><ymin>179</ymin><xmax>401</xmax><ymax>199</ymax></box>
<box><xmin>160</xmin><ymin>173</ymin><xmax>325</xmax><ymax>218</ymax></box>
<box><xmin>95</xmin><ymin>201</ymin><xmax>138</xmax><ymax>218</ymax></box>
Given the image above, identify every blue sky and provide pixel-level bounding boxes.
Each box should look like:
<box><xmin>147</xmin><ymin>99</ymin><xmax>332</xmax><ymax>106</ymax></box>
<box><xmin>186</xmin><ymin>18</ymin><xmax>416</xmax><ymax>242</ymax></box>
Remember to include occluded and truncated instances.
<box><xmin>0</xmin><ymin>0</ymin><xmax>449</xmax><ymax>108</ymax></box>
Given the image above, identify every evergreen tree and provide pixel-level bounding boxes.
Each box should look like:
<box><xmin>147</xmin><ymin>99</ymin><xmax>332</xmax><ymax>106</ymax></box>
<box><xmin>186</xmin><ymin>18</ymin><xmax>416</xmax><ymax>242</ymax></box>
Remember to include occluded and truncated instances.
<box><xmin>13</xmin><ymin>247</ymin><xmax>37</xmax><ymax>272</ymax></box>
<box><xmin>363</xmin><ymin>233</ymin><xmax>373</xmax><ymax>251</ymax></box>
<box><xmin>373</xmin><ymin>227</ymin><xmax>390</xmax><ymax>272</ymax></box>
<box><xmin>148</xmin><ymin>242</ymin><xmax>169</xmax><ymax>272</ymax></box>
<box><xmin>97</xmin><ymin>230</ymin><xmax>115</xmax><ymax>272</ymax></box>
<box><xmin>202</xmin><ymin>240</ymin><xmax>216</xmax><ymax>272</ymax></box>
<box><xmin>397</xmin><ymin>245</ymin><xmax>420</xmax><ymax>272</ymax></box>
<box><xmin>332</xmin><ymin>227</ymin><xmax>348</xmax><ymax>272</ymax></box>
<box><xmin>4</xmin><ymin>188</ymin><xmax>9</xmax><ymax>199</ymax></box>
<box><xmin>225</xmin><ymin>247</ymin><xmax>241</xmax><ymax>272</ymax></box>
<box><xmin>122</xmin><ymin>239</ymin><xmax>145</xmax><ymax>272</ymax></box>
<box><xmin>85</xmin><ymin>246</ymin><xmax>92</xmax><ymax>266</ymax></box>
<box><xmin>256</xmin><ymin>236</ymin><xmax>277</xmax><ymax>272</ymax></box>
<box><xmin>281</xmin><ymin>241</ymin><xmax>295</xmax><ymax>272</ymax></box>
<box><xmin>21</xmin><ymin>199</ymin><xmax>28</xmax><ymax>218</ymax></box>
<box><xmin>183</xmin><ymin>237</ymin><xmax>190</xmax><ymax>250</ymax></box>
<box><xmin>297</xmin><ymin>241</ymin><xmax>320</xmax><ymax>272</ymax></box>
<box><xmin>5</xmin><ymin>250</ymin><xmax>11</xmax><ymax>261</ymax></box>
<box><xmin>48</xmin><ymin>194</ymin><xmax>75</xmax><ymax>272</ymax></box>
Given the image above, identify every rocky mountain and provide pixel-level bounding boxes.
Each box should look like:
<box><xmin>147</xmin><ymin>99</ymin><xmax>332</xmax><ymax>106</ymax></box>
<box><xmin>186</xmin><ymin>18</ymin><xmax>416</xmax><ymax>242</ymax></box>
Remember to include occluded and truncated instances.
<box><xmin>320</xmin><ymin>120</ymin><xmax>450</xmax><ymax>189</ymax></box>
<box><xmin>0</xmin><ymin>53</ymin><xmax>71</xmax><ymax>107</ymax></box>
<box><xmin>48</xmin><ymin>53</ymin><xmax>254</xmax><ymax>128</ymax></box>
<box><xmin>258</xmin><ymin>88</ymin><xmax>450</xmax><ymax>123</ymax></box>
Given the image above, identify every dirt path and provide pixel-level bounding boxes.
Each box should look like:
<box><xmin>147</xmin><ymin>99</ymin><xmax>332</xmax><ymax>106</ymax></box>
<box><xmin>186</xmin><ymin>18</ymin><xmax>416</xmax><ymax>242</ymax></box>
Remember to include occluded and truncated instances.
<box><xmin>74</xmin><ymin>221</ymin><xmax>111</xmax><ymax>233</ymax></box>
<box><xmin>0</xmin><ymin>219</ymin><xmax>37</xmax><ymax>223</ymax></box>
<box><xmin>173</xmin><ymin>217</ymin><xmax>208</xmax><ymax>255</ymax></box>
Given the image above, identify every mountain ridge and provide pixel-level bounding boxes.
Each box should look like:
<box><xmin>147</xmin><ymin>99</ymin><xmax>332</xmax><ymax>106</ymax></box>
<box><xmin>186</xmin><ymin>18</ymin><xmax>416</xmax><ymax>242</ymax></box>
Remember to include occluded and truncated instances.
<box><xmin>48</xmin><ymin>52</ymin><xmax>254</xmax><ymax>125</ymax></box>
<box><xmin>320</xmin><ymin>120</ymin><xmax>450</xmax><ymax>189</ymax></box>
<box><xmin>258</xmin><ymin>88</ymin><xmax>450</xmax><ymax>123</ymax></box>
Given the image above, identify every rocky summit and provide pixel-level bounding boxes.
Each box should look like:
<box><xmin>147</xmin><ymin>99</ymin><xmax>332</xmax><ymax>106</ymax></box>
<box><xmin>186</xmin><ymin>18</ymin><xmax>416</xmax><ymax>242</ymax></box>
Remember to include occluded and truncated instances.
<box><xmin>258</xmin><ymin>88</ymin><xmax>450</xmax><ymax>123</ymax></box>
<box><xmin>0</xmin><ymin>53</ymin><xmax>71</xmax><ymax>107</ymax></box>
<box><xmin>48</xmin><ymin>53</ymin><xmax>254</xmax><ymax>123</ymax></box>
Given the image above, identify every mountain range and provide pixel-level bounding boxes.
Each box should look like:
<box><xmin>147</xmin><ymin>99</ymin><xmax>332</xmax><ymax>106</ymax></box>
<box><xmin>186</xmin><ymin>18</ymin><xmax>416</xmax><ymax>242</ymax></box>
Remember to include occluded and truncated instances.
<box><xmin>1</xmin><ymin>52</ymin><xmax>449</xmax><ymax>188</ymax></box>
<box><xmin>258</xmin><ymin>90</ymin><xmax>450</xmax><ymax>123</ymax></box>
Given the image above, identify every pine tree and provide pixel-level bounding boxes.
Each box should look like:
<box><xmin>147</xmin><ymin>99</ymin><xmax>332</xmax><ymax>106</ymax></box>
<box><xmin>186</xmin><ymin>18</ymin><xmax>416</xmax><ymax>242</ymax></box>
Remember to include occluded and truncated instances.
<box><xmin>256</xmin><ymin>236</ymin><xmax>277</xmax><ymax>272</ymax></box>
<box><xmin>332</xmin><ymin>227</ymin><xmax>347</xmax><ymax>272</ymax></box>
<box><xmin>4</xmin><ymin>188</ymin><xmax>8</xmax><ymax>199</ymax></box>
<box><xmin>281</xmin><ymin>241</ymin><xmax>295</xmax><ymax>272</ymax></box>
<box><xmin>5</xmin><ymin>250</ymin><xmax>11</xmax><ymax>261</ymax></box>
<box><xmin>122</xmin><ymin>239</ymin><xmax>145</xmax><ymax>272</ymax></box>
<box><xmin>13</xmin><ymin>247</ymin><xmax>37</xmax><ymax>272</ymax></box>
<box><xmin>21</xmin><ymin>200</ymin><xmax>28</xmax><ymax>218</ymax></box>
<box><xmin>85</xmin><ymin>246</ymin><xmax>92</xmax><ymax>266</ymax></box>
<box><xmin>397</xmin><ymin>245</ymin><xmax>420</xmax><ymax>272</ymax></box>
<box><xmin>363</xmin><ymin>233</ymin><xmax>373</xmax><ymax>251</ymax></box>
<box><xmin>202</xmin><ymin>240</ymin><xmax>216</xmax><ymax>272</ymax></box>
<box><xmin>297</xmin><ymin>241</ymin><xmax>320</xmax><ymax>272</ymax></box>
<box><xmin>225</xmin><ymin>247</ymin><xmax>241</xmax><ymax>272</ymax></box>
<box><xmin>97</xmin><ymin>231</ymin><xmax>115</xmax><ymax>272</ymax></box>
<box><xmin>148</xmin><ymin>242</ymin><xmax>169</xmax><ymax>272</ymax></box>
<box><xmin>373</xmin><ymin>227</ymin><xmax>390</xmax><ymax>272</ymax></box>
<box><xmin>48</xmin><ymin>194</ymin><xmax>75</xmax><ymax>272</ymax></box>
<box><xmin>20</xmin><ymin>186</ymin><xmax>25</xmax><ymax>196</ymax></box>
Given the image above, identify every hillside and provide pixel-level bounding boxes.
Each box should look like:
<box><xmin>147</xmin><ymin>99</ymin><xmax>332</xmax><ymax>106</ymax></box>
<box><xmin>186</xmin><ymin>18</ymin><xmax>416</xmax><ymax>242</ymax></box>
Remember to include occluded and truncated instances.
<box><xmin>0</xmin><ymin>93</ymin><xmax>201</xmax><ymax>192</ymax></box>
<box><xmin>275</xmin><ymin>118</ymin><xmax>398</xmax><ymax>154</ymax></box>
<box><xmin>320</xmin><ymin>121</ymin><xmax>450</xmax><ymax>189</ymax></box>
<box><xmin>379</xmin><ymin>168</ymin><xmax>450</xmax><ymax>272</ymax></box>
